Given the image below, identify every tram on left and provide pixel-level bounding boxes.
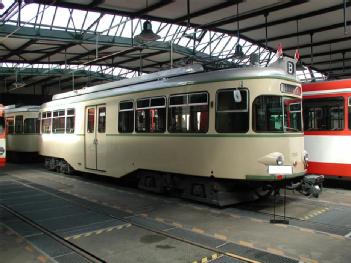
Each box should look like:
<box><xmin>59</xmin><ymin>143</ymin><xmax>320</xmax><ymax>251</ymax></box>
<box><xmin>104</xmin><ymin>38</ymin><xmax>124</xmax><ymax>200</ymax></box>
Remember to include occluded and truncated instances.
<box><xmin>0</xmin><ymin>104</ymin><xmax>6</xmax><ymax>167</ymax></box>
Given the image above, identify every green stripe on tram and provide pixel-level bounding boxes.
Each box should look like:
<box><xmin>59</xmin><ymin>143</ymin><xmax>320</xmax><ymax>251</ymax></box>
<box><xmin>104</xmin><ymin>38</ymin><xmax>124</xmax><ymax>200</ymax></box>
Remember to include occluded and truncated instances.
<box><xmin>245</xmin><ymin>172</ymin><xmax>305</xmax><ymax>180</ymax></box>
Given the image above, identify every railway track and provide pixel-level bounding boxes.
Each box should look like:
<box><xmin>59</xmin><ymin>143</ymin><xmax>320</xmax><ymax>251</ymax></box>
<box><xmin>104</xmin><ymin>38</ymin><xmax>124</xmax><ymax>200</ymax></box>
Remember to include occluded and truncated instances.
<box><xmin>1</xmin><ymin>178</ymin><xmax>301</xmax><ymax>263</ymax></box>
<box><xmin>12</xmin><ymin>167</ymin><xmax>351</xmax><ymax>239</ymax></box>
<box><xmin>0</xmin><ymin>203</ymin><xmax>106</xmax><ymax>263</ymax></box>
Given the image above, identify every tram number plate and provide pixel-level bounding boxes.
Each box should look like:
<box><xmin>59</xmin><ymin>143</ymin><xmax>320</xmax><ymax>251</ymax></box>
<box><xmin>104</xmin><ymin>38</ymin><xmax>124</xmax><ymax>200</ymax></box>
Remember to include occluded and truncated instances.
<box><xmin>268</xmin><ymin>165</ymin><xmax>293</xmax><ymax>175</ymax></box>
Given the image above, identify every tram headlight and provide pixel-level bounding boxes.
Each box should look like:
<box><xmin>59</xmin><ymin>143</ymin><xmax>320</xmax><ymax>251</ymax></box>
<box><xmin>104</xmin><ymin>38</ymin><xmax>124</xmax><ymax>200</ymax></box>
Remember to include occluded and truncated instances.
<box><xmin>0</xmin><ymin>147</ymin><xmax>5</xmax><ymax>155</ymax></box>
<box><xmin>276</xmin><ymin>155</ymin><xmax>284</xmax><ymax>166</ymax></box>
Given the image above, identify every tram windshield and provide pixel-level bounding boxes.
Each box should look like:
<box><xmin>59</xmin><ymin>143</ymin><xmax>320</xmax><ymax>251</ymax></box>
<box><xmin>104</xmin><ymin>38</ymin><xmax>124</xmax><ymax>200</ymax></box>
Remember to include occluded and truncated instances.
<box><xmin>253</xmin><ymin>95</ymin><xmax>302</xmax><ymax>133</ymax></box>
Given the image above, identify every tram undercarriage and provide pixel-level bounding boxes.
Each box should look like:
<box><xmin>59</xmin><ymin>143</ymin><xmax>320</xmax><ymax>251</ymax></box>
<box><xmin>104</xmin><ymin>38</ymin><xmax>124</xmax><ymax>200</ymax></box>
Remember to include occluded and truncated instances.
<box><xmin>44</xmin><ymin>156</ymin><xmax>324</xmax><ymax>207</ymax></box>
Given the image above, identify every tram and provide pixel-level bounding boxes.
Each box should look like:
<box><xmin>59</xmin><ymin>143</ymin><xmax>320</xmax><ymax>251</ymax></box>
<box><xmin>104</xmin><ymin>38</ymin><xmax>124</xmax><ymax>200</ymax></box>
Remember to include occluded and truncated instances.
<box><xmin>4</xmin><ymin>105</ymin><xmax>41</xmax><ymax>162</ymax></box>
<box><xmin>0</xmin><ymin>104</ymin><xmax>6</xmax><ymax>167</ymax></box>
<box><xmin>303</xmin><ymin>79</ymin><xmax>351</xmax><ymax>179</ymax></box>
<box><xmin>39</xmin><ymin>57</ymin><xmax>322</xmax><ymax>206</ymax></box>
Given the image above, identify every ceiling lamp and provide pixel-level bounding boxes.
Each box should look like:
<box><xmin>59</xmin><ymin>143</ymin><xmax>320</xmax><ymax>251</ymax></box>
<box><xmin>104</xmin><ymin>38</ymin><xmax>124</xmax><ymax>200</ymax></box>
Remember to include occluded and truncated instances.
<box><xmin>134</xmin><ymin>20</ymin><xmax>160</xmax><ymax>43</ymax></box>
<box><xmin>0</xmin><ymin>1</ymin><xmax>4</xmax><ymax>9</ymax></box>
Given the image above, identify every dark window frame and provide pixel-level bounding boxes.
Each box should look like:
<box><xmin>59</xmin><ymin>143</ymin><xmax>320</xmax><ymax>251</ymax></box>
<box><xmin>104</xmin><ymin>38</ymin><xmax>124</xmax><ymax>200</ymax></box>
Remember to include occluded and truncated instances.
<box><xmin>24</xmin><ymin>118</ymin><xmax>38</xmax><ymax>134</ymax></box>
<box><xmin>98</xmin><ymin>107</ymin><xmax>106</xmax><ymax>133</ymax></box>
<box><xmin>15</xmin><ymin>115</ymin><xmax>24</xmax><ymax>134</ymax></box>
<box><xmin>52</xmin><ymin>109</ymin><xmax>65</xmax><ymax>134</ymax></box>
<box><xmin>303</xmin><ymin>96</ymin><xmax>344</xmax><ymax>131</ymax></box>
<box><xmin>215</xmin><ymin>88</ymin><xmax>249</xmax><ymax>133</ymax></box>
<box><xmin>41</xmin><ymin>111</ymin><xmax>52</xmax><ymax>134</ymax></box>
<box><xmin>66</xmin><ymin>108</ymin><xmax>75</xmax><ymax>134</ymax></box>
<box><xmin>135</xmin><ymin>96</ymin><xmax>167</xmax><ymax>133</ymax></box>
<box><xmin>6</xmin><ymin>117</ymin><xmax>14</xmax><ymax>134</ymax></box>
<box><xmin>168</xmin><ymin>92</ymin><xmax>209</xmax><ymax>133</ymax></box>
<box><xmin>118</xmin><ymin>100</ymin><xmax>134</xmax><ymax>133</ymax></box>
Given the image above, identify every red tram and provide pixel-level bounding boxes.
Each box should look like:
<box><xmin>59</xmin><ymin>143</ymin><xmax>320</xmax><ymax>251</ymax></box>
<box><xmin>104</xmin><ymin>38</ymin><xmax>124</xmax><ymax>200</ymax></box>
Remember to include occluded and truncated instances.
<box><xmin>303</xmin><ymin>79</ymin><xmax>351</xmax><ymax>179</ymax></box>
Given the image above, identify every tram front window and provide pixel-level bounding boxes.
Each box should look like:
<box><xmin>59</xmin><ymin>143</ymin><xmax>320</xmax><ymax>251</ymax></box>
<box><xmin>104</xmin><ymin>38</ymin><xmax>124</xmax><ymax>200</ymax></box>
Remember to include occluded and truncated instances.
<box><xmin>253</xmin><ymin>95</ymin><xmax>302</xmax><ymax>133</ymax></box>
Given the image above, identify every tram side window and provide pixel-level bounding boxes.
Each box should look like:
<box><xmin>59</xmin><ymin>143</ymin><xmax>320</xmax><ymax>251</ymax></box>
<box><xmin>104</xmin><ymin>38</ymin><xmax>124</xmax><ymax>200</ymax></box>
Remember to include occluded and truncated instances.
<box><xmin>349</xmin><ymin>97</ymin><xmax>351</xmax><ymax>130</ymax></box>
<box><xmin>118</xmin><ymin>101</ymin><xmax>134</xmax><ymax>133</ymax></box>
<box><xmin>24</xmin><ymin>118</ymin><xmax>37</xmax><ymax>133</ymax></box>
<box><xmin>98</xmin><ymin>107</ymin><xmax>106</xmax><ymax>133</ymax></box>
<box><xmin>52</xmin><ymin>110</ymin><xmax>65</xmax><ymax>133</ymax></box>
<box><xmin>66</xmin><ymin>109</ymin><xmax>75</xmax><ymax>133</ymax></box>
<box><xmin>41</xmin><ymin>111</ymin><xmax>52</xmax><ymax>133</ymax></box>
<box><xmin>135</xmin><ymin>97</ymin><xmax>166</xmax><ymax>133</ymax></box>
<box><xmin>303</xmin><ymin>97</ymin><xmax>344</xmax><ymax>131</ymax></box>
<box><xmin>87</xmin><ymin>108</ymin><xmax>95</xmax><ymax>133</ymax></box>
<box><xmin>216</xmin><ymin>89</ymin><xmax>249</xmax><ymax>133</ymax></box>
<box><xmin>15</xmin><ymin>115</ymin><xmax>23</xmax><ymax>134</ymax></box>
<box><xmin>168</xmin><ymin>92</ymin><xmax>209</xmax><ymax>133</ymax></box>
<box><xmin>6</xmin><ymin>118</ymin><xmax>14</xmax><ymax>134</ymax></box>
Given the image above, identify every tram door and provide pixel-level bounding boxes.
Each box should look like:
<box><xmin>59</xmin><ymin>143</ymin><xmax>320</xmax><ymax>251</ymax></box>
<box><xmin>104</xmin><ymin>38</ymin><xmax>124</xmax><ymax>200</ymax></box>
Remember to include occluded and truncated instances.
<box><xmin>85</xmin><ymin>105</ymin><xmax>106</xmax><ymax>171</ymax></box>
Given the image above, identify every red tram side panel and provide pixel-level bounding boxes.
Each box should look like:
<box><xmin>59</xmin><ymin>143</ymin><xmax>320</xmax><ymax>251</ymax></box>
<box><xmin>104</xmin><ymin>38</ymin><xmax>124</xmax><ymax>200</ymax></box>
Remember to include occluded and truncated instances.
<box><xmin>0</xmin><ymin>104</ymin><xmax>6</xmax><ymax>167</ymax></box>
<box><xmin>303</xmin><ymin>79</ymin><xmax>351</xmax><ymax>179</ymax></box>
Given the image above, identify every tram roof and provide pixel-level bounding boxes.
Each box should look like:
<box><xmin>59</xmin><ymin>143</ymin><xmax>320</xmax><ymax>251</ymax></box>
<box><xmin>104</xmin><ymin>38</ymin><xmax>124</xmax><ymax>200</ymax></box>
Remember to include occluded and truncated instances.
<box><xmin>4</xmin><ymin>105</ymin><xmax>41</xmax><ymax>114</ymax></box>
<box><xmin>43</xmin><ymin>58</ymin><xmax>298</xmax><ymax>107</ymax></box>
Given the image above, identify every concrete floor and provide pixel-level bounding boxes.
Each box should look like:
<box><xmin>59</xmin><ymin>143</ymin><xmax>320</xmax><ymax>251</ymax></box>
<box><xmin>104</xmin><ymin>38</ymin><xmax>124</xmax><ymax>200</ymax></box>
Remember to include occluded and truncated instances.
<box><xmin>1</xmin><ymin>163</ymin><xmax>351</xmax><ymax>263</ymax></box>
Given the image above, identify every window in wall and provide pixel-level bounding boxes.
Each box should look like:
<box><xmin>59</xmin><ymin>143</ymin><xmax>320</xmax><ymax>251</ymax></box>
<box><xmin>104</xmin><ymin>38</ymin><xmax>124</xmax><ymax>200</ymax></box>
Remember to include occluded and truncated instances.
<box><xmin>118</xmin><ymin>101</ymin><xmax>134</xmax><ymax>133</ymax></box>
<box><xmin>15</xmin><ymin>115</ymin><xmax>23</xmax><ymax>134</ymax></box>
<box><xmin>303</xmin><ymin>97</ymin><xmax>344</xmax><ymax>131</ymax></box>
<box><xmin>41</xmin><ymin>111</ymin><xmax>52</xmax><ymax>134</ymax></box>
<box><xmin>66</xmin><ymin>108</ymin><xmax>75</xmax><ymax>133</ymax></box>
<box><xmin>6</xmin><ymin>118</ymin><xmax>14</xmax><ymax>134</ymax></box>
<box><xmin>253</xmin><ymin>95</ymin><xmax>302</xmax><ymax>133</ymax></box>
<box><xmin>135</xmin><ymin>97</ymin><xmax>166</xmax><ymax>133</ymax></box>
<box><xmin>216</xmin><ymin>89</ymin><xmax>249</xmax><ymax>133</ymax></box>
<box><xmin>52</xmin><ymin>110</ymin><xmax>65</xmax><ymax>133</ymax></box>
<box><xmin>98</xmin><ymin>107</ymin><xmax>106</xmax><ymax>133</ymax></box>
<box><xmin>24</xmin><ymin>118</ymin><xmax>38</xmax><ymax>133</ymax></box>
<box><xmin>286</xmin><ymin>101</ymin><xmax>302</xmax><ymax>132</ymax></box>
<box><xmin>168</xmin><ymin>92</ymin><xmax>208</xmax><ymax>133</ymax></box>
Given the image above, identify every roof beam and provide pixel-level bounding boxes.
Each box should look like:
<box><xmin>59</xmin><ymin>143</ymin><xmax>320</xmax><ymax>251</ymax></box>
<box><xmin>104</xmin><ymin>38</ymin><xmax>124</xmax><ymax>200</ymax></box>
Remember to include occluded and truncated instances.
<box><xmin>174</xmin><ymin>0</ymin><xmax>243</xmax><ymax>23</ymax></box>
<box><xmin>24</xmin><ymin>0</ymin><xmax>269</xmax><ymax>53</ymax></box>
<box><xmin>66</xmin><ymin>45</ymin><xmax>111</xmax><ymax>64</ymax></box>
<box><xmin>300</xmin><ymin>47</ymin><xmax>351</xmax><ymax>59</ymax></box>
<box><xmin>88</xmin><ymin>0</ymin><xmax>105</xmax><ymax>8</ymax></box>
<box><xmin>312</xmin><ymin>57</ymin><xmax>351</xmax><ymax>66</ymax></box>
<box><xmin>111</xmin><ymin>50</ymin><xmax>167</xmax><ymax>67</ymax></box>
<box><xmin>85</xmin><ymin>47</ymin><xmax>140</xmax><ymax>65</ymax></box>
<box><xmin>284</xmin><ymin>36</ymin><xmax>351</xmax><ymax>51</ymax></box>
<box><xmin>202</xmin><ymin>0</ymin><xmax>308</xmax><ymax>29</ymax></box>
<box><xmin>134</xmin><ymin>0</ymin><xmax>174</xmax><ymax>16</ymax></box>
<box><xmin>240</xmin><ymin>2</ymin><xmax>351</xmax><ymax>34</ymax></box>
<box><xmin>32</xmin><ymin>43</ymin><xmax>77</xmax><ymax>63</ymax></box>
<box><xmin>258</xmin><ymin>21</ymin><xmax>351</xmax><ymax>43</ymax></box>
<box><xmin>1</xmin><ymin>39</ymin><xmax>37</xmax><ymax>60</ymax></box>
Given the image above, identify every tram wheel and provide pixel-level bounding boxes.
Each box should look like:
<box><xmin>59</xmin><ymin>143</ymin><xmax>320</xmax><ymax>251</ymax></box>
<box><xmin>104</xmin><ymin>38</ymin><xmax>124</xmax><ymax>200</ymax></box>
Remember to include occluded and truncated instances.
<box><xmin>254</xmin><ymin>185</ymin><xmax>274</xmax><ymax>199</ymax></box>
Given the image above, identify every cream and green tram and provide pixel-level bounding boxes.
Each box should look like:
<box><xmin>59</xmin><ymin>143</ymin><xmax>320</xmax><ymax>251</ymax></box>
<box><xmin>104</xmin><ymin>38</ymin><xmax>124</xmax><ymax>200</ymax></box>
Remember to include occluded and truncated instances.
<box><xmin>5</xmin><ymin>105</ymin><xmax>41</xmax><ymax>162</ymax></box>
<box><xmin>39</xmin><ymin>59</ymin><xmax>319</xmax><ymax>206</ymax></box>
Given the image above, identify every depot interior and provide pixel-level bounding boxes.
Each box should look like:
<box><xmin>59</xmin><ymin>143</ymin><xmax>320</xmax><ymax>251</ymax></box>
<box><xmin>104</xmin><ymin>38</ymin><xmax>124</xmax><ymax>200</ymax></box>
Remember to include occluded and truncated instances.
<box><xmin>0</xmin><ymin>1</ymin><xmax>351</xmax><ymax>263</ymax></box>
